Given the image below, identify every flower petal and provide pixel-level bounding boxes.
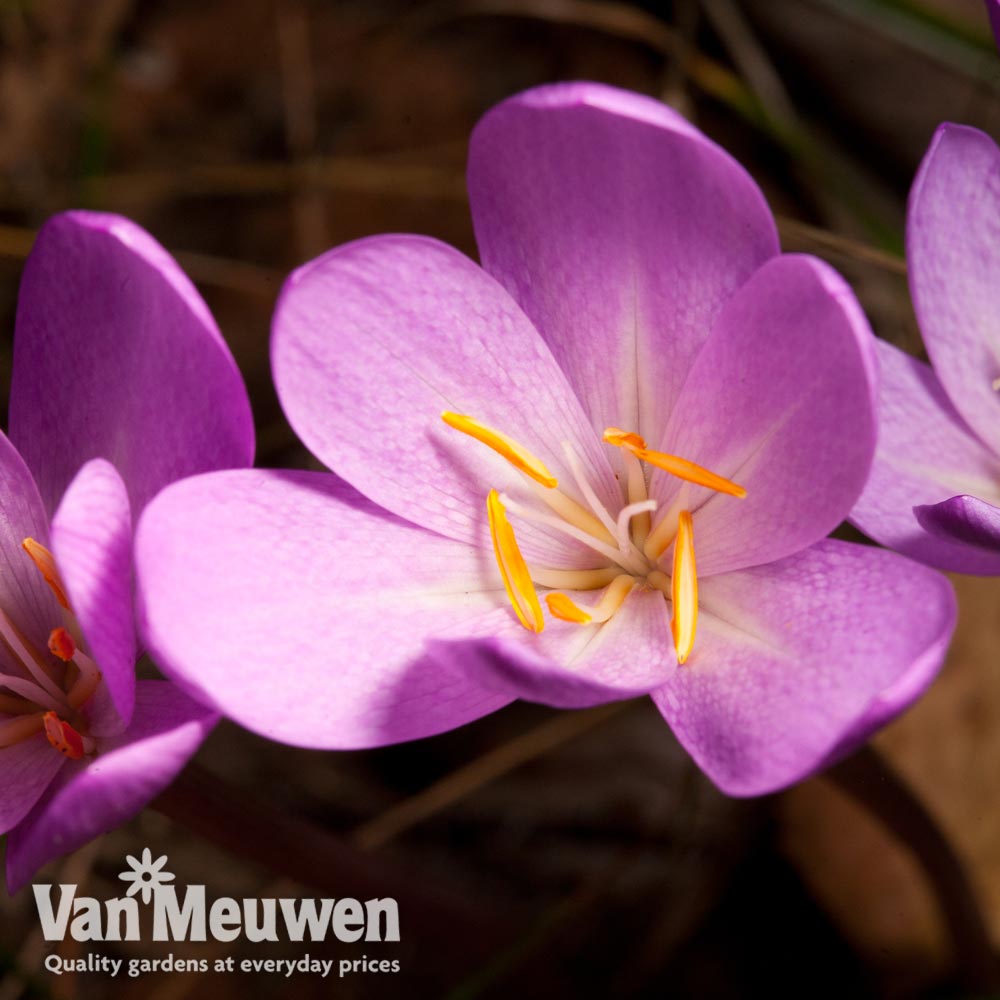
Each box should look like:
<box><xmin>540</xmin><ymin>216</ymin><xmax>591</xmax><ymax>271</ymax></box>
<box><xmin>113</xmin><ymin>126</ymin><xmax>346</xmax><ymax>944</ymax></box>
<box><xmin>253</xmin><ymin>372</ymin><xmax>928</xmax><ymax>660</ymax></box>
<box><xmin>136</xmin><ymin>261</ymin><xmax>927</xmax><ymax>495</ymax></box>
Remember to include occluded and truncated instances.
<box><xmin>989</xmin><ymin>0</ymin><xmax>1000</xmax><ymax>51</ymax></box>
<box><xmin>50</xmin><ymin>459</ymin><xmax>136</xmax><ymax>731</ymax></box>
<box><xmin>907</xmin><ymin>123</ymin><xmax>1000</xmax><ymax>456</ymax></box>
<box><xmin>0</xmin><ymin>430</ymin><xmax>63</xmax><ymax>650</ymax></box>
<box><xmin>5</xmin><ymin>680</ymin><xmax>214</xmax><ymax>893</ymax></box>
<box><xmin>648</xmin><ymin>254</ymin><xmax>877</xmax><ymax>576</ymax></box>
<box><xmin>651</xmin><ymin>540</ymin><xmax>955</xmax><ymax>797</ymax></box>
<box><xmin>914</xmin><ymin>494</ymin><xmax>1000</xmax><ymax>553</ymax></box>
<box><xmin>135</xmin><ymin>469</ymin><xmax>517</xmax><ymax>748</ymax></box>
<box><xmin>468</xmin><ymin>81</ymin><xmax>779</xmax><ymax>441</ymax></box>
<box><xmin>271</xmin><ymin>232</ymin><xmax>619</xmax><ymax>564</ymax></box>
<box><xmin>10</xmin><ymin>211</ymin><xmax>254</xmax><ymax>519</ymax></box>
<box><xmin>445</xmin><ymin>587</ymin><xmax>676</xmax><ymax>709</ymax></box>
<box><xmin>0</xmin><ymin>737</ymin><xmax>66</xmax><ymax>836</ymax></box>
<box><xmin>850</xmin><ymin>339</ymin><xmax>1000</xmax><ymax>574</ymax></box>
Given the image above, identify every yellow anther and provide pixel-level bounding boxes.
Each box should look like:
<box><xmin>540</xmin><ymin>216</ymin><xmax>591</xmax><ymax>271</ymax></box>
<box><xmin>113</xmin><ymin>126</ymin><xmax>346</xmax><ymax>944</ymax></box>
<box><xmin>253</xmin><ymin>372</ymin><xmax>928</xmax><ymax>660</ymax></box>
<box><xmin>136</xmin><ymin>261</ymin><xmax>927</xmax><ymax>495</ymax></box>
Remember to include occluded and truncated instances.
<box><xmin>603</xmin><ymin>428</ymin><xmax>746</xmax><ymax>499</ymax></box>
<box><xmin>671</xmin><ymin>511</ymin><xmax>698</xmax><ymax>665</ymax></box>
<box><xmin>22</xmin><ymin>538</ymin><xmax>70</xmax><ymax>610</ymax></box>
<box><xmin>602</xmin><ymin>427</ymin><xmax>646</xmax><ymax>450</ymax></box>
<box><xmin>486</xmin><ymin>489</ymin><xmax>545</xmax><ymax>633</ymax></box>
<box><xmin>545</xmin><ymin>593</ymin><xmax>592</xmax><ymax>624</ymax></box>
<box><xmin>443</xmin><ymin>412</ymin><xmax>557</xmax><ymax>488</ymax></box>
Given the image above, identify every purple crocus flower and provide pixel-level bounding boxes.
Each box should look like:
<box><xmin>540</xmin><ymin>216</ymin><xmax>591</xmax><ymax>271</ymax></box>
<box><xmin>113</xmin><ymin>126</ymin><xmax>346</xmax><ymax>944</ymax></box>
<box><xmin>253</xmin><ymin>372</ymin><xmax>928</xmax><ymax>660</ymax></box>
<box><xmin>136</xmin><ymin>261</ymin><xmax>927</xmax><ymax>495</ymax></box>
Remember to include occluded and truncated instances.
<box><xmin>850</xmin><ymin>124</ymin><xmax>1000</xmax><ymax>573</ymax></box>
<box><xmin>0</xmin><ymin>211</ymin><xmax>253</xmax><ymax>891</ymax></box>
<box><xmin>136</xmin><ymin>83</ymin><xmax>955</xmax><ymax>796</ymax></box>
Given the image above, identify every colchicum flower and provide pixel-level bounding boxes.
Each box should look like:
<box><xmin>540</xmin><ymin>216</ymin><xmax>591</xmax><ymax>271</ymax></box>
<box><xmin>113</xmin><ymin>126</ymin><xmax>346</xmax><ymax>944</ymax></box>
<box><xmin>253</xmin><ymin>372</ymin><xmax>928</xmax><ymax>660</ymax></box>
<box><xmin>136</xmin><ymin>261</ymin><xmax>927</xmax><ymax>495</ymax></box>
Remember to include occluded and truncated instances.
<box><xmin>850</xmin><ymin>124</ymin><xmax>1000</xmax><ymax>573</ymax></box>
<box><xmin>137</xmin><ymin>83</ymin><xmax>956</xmax><ymax>796</ymax></box>
<box><xmin>1</xmin><ymin>212</ymin><xmax>253</xmax><ymax>891</ymax></box>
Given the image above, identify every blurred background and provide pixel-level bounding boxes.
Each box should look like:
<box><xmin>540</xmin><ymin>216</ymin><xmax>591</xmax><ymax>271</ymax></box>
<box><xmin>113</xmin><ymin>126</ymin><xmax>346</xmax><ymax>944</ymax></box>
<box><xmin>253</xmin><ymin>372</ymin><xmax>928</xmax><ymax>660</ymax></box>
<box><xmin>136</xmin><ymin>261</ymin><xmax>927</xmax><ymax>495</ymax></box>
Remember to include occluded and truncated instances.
<box><xmin>1</xmin><ymin>0</ymin><xmax>1000</xmax><ymax>996</ymax></box>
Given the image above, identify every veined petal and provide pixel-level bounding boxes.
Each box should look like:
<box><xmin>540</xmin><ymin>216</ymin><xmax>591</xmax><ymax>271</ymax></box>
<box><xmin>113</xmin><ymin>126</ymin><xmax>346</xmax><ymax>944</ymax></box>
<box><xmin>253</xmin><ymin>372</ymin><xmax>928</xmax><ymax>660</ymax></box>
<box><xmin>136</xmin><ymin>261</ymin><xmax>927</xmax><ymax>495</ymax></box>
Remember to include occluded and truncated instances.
<box><xmin>271</xmin><ymin>233</ymin><xmax>620</xmax><ymax>566</ymax></box>
<box><xmin>652</xmin><ymin>540</ymin><xmax>955</xmax><ymax>797</ymax></box>
<box><xmin>850</xmin><ymin>339</ymin><xmax>1000</xmax><ymax>574</ymax></box>
<box><xmin>451</xmin><ymin>586</ymin><xmax>676</xmax><ymax>709</ymax></box>
<box><xmin>468</xmin><ymin>81</ymin><xmax>779</xmax><ymax>444</ymax></box>
<box><xmin>50</xmin><ymin>460</ymin><xmax>136</xmax><ymax>731</ymax></box>
<box><xmin>0</xmin><ymin>736</ymin><xmax>66</xmax><ymax>836</ymax></box>
<box><xmin>5</xmin><ymin>681</ymin><xmax>214</xmax><ymax>893</ymax></box>
<box><xmin>10</xmin><ymin>211</ymin><xmax>254</xmax><ymax>519</ymax></box>
<box><xmin>135</xmin><ymin>469</ymin><xmax>518</xmax><ymax>748</ymax></box>
<box><xmin>0</xmin><ymin>431</ymin><xmax>64</xmax><ymax>657</ymax></box>
<box><xmin>647</xmin><ymin>255</ymin><xmax>877</xmax><ymax>575</ymax></box>
<box><xmin>907</xmin><ymin>123</ymin><xmax>1000</xmax><ymax>456</ymax></box>
<box><xmin>914</xmin><ymin>495</ymin><xmax>1000</xmax><ymax>553</ymax></box>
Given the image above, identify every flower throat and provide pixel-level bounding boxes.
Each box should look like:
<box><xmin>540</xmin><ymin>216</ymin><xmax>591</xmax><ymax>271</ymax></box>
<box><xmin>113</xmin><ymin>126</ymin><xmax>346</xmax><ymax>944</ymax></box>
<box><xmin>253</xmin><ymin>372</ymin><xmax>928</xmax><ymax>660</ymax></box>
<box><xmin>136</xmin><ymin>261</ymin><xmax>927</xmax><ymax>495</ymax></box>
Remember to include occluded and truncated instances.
<box><xmin>442</xmin><ymin>412</ymin><xmax>746</xmax><ymax>664</ymax></box>
<box><xmin>0</xmin><ymin>541</ymin><xmax>102</xmax><ymax>759</ymax></box>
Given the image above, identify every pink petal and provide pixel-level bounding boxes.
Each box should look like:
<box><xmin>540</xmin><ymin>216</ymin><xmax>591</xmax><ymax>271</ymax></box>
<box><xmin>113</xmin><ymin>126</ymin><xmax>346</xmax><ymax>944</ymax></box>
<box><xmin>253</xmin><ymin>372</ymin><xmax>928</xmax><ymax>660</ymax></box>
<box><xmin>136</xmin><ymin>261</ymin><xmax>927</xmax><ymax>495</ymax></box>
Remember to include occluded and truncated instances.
<box><xmin>914</xmin><ymin>494</ymin><xmax>1000</xmax><ymax>553</ymax></box>
<box><xmin>136</xmin><ymin>469</ymin><xmax>517</xmax><ymax>748</ymax></box>
<box><xmin>468</xmin><ymin>81</ymin><xmax>779</xmax><ymax>442</ymax></box>
<box><xmin>649</xmin><ymin>254</ymin><xmax>877</xmax><ymax>576</ymax></box>
<box><xmin>907</xmin><ymin>123</ymin><xmax>1000</xmax><ymax>456</ymax></box>
<box><xmin>50</xmin><ymin>459</ymin><xmax>136</xmax><ymax>731</ymax></box>
<box><xmin>10</xmin><ymin>211</ymin><xmax>254</xmax><ymax>519</ymax></box>
<box><xmin>271</xmin><ymin>233</ymin><xmax>619</xmax><ymax>566</ymax></box>
<box><xmin>652</xmin><ymin>540</ymin><xmax>955</xmax><ymax>796</ymax></box>
<box><xmin>0</xmin><ymin>737</ymin><xmax>66</xmax><ymax>836</ymax></box>
<box><xmin>447</xmin><ymin>587</ymin><xmax>676</xmax><ymax>708</ymax></box>
<box><xmin>5</xmin><ymin>681</ymin><xmax>214</xmax><ymax>893</ymax></box>
<box><xmin>850</xmin><ymin>339</ymin><xmax>1000</xmax><ymax>574</ymax></box>
<box><xmin>0</xmin><ymin>431</ymin><xmax>63</xmax><ymax>650</ymax></box>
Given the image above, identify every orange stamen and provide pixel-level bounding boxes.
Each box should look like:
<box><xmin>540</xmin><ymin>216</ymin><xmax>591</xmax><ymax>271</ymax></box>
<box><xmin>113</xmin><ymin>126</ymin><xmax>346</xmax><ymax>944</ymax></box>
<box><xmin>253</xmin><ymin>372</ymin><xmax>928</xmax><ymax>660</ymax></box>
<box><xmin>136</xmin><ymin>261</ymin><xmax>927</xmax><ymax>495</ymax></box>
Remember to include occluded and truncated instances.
<box><xmin>22</xmin><ymin>538</ymin><xmax>71</xmax><ymax>609</ymax></box>
<box><xmin>443</xmin><ymin>413</ymin><xmax>558</xmax><ymax>489</ymax></box>
<box><xmin>42</xmin><ymin>711</ymin><xmax>85</xmax><ymax>759</ymax></box>
<box><xmin>545</xmin><ymin>593</ymin><xmax>592</xmax><ymax>624</ymax></box>
<box><xmin>671</xmin><ymin>511</ymin><xmax>698</xmax><ymax>665</ymax></box>
<box><xmin>603</xmin><ymin>429</ymin><xmax>746</xmax><ymax>499</ymax></box>
<box><xmin>486</xmin><ymin>489</ymin><xmax>544</xmax><ymax>632</ymax></box>
<box><xmin>48</xmin><ymin>627</ymin><xmax>76</xmax><ymax>662</ymax></box>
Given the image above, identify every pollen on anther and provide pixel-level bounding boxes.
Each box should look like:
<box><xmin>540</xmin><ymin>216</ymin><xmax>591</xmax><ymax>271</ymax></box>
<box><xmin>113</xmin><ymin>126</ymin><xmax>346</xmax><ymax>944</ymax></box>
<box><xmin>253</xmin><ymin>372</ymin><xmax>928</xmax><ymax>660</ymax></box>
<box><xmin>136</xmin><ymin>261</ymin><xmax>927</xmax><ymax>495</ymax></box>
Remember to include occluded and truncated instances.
<box><xmin>546</xmin><ymin>592</ymin><xmax>592</xmax><ymax>624</ymax></box>
<box><xmin>48</xmin><ymin>627</ymin><xmax>76</xmax><ymax>661</ymax></box>
<box><xmin>442</xmin><ymin>412</ymin><xmax>558</xmax><ymax>489</ymax></box>
<box><xmin>42</xmin><ymin>711</ymin><xmax>85</xmax><ymax>760</ymax></box>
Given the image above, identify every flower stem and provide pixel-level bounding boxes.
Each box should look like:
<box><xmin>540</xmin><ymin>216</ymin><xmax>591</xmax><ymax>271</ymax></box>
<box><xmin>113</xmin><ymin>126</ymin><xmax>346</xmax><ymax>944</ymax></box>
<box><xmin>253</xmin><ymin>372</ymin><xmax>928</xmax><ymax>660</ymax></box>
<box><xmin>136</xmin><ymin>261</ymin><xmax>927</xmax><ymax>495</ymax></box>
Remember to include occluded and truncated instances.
<box><xmin>826</xmin><ymin>744</ymin><xmax>997</xmax><ymax>991</ymax></box>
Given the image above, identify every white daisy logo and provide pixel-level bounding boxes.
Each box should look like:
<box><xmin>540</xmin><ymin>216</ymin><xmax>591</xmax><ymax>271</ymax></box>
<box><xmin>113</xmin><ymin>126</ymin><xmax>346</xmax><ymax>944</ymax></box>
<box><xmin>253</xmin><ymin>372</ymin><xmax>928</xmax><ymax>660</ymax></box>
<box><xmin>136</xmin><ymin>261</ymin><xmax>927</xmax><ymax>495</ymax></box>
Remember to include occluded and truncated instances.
<box><xmin>118</xmin><ymin>848</ymin><xmax>175</xmax><ymax>904</ymax></box>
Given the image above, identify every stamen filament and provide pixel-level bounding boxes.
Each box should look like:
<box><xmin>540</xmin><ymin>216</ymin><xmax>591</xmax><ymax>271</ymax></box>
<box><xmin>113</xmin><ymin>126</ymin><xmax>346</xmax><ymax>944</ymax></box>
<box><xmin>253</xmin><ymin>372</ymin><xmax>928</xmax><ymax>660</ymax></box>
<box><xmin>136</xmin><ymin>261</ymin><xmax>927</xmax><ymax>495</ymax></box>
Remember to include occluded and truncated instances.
<box><xmin>0</xmin><ymin>672</ymin><xmax>64</xmax><ymax>711</ymax></box>
<box><xmin>22</xmin><ymin>538</ymin><xmax>71</xmax><ymax>609</ymax></box>
<box><xmin>486</xmin><ymin>490</ymin><xmax>544</xmax><ymax>632</ymax></box>
<box><xmin>546</xmin><ymin>574</ymin><xmax>636</xmax><ymax>625</ymax></box>
<box><xmin>0</xmin><ymin>609</ymin><xmax>70</xmax><ymax>707</ymax></box>
<box><xmin>0</xmin><ymin>692</ymin><xmax>41</xmax><ymax>715</ymax></box>
<box><xmin>530</xmin><ymin>566</ymin><xmax>620</xmax><ymax>590</ymax></box>
<box><xmin>0</xmin><ymin>712</ymin><xmax>44</xmax><ymax>748</ymax></box>
<box><xmin>616</xmin><ymin>501</ymin><xmax>657</xmax><ymax>555</ymax></box>
<box><xmin>671</xmin><ymin>511</ymin><xmax>698</xmax><ymax>665</ymax></box>
<box><xmin>528</xmin><ymin>480</ymin><xmax>615</xmax><ymax>546</ymax></box>
<box><xmin>442</xmin><ymin>413</ymin><xmax>557</xmax><ymax>488</ymax></box>
<box><xmin>499</xmin><ymin>493</ymin><xmax>647</xmax><ymax>575</ymax></box>
<box><xmin>622</xmin><ymin>449</ymin><xmax>651</xmax><ymax>544</ymax></box>
<box><xmin>67</xmin><ymin>648</ymin><xmax>102</xmax><ymax>709</ymax></box>
<box><xmin>560</xmin><ymin>441</ymin><xmax>619</xmax><ymax>540</ymax></box>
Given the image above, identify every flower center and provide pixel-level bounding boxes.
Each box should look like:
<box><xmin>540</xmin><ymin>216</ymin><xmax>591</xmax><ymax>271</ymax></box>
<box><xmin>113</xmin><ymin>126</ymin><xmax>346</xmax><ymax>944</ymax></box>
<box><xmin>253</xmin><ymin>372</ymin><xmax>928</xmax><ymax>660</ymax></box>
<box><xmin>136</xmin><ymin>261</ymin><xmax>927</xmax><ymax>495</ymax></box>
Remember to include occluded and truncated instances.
<box><xmin>442</xmin><ymin>413</ymin><xmax>746</xmax><ymax>664</ymax></box>
<box><xmin>0</xmin><ymin>540</ymin><xmax>101</xmax><ymax>759</ymax></box>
